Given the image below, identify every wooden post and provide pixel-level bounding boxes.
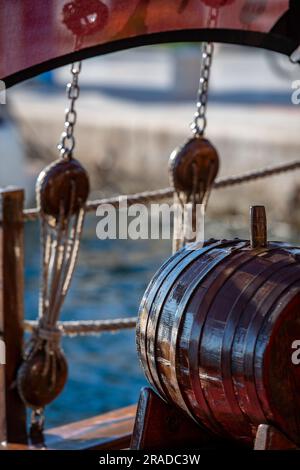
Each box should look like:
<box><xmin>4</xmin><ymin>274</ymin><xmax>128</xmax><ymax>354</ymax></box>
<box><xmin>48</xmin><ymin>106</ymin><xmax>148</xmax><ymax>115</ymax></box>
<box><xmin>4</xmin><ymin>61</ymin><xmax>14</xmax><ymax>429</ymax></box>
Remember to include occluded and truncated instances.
<box><xmin>250</xmin><ymin>205</ymin><xmax>267</xmax><ymax>249</ymax></box>
<box><xmin>0</xmin><ymin>188</ymin><xmax>27</xmax><ymax>444</ymax></box>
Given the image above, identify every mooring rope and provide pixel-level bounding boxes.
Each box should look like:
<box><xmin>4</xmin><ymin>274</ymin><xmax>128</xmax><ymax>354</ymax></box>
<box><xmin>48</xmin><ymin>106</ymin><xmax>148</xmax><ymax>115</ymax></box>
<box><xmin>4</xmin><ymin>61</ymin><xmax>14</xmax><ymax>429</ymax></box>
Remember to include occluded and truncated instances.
<box><xmin>23</xmin><ymin>317</ymin><xmax>137</xmax><ymax>336</ymax></box>
<box><xmin>23</xmin><ymin>159</ymin><xmax>300</xmax><ymax>222</ymax></box>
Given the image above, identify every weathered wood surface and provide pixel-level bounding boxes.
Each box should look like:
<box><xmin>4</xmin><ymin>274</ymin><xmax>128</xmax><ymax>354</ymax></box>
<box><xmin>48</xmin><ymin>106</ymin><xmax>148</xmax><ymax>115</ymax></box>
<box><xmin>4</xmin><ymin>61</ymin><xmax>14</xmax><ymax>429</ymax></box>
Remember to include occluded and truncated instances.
<box><xmin>137</xmin><ymin>238</ymin><xmax>300</xmax><ymax>446</ymax></box>
<box><xmin>3</xmin><ymin>405</ymin><xmax>136</xmax><ymax>450</ymax></box>
<box><xmin>0</xmin><ymin>189</ymin><xmax>27</xmax><ymax>444</ymax></box>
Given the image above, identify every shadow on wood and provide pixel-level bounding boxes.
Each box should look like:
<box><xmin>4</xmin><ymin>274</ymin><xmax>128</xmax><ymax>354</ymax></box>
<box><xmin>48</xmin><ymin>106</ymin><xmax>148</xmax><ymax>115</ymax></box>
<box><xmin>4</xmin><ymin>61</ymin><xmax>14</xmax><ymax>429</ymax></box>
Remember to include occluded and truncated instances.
<box><xmin>131</xmin><ymin>387</ymin><xmax>224</xmax><ymax>450</ymax></box>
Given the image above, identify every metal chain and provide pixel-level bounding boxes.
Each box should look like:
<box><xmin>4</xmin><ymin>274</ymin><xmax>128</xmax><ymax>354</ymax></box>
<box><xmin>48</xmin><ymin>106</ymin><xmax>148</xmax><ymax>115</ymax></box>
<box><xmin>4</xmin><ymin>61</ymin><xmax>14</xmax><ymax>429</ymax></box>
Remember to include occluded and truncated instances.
<box><xmin>191</xmin><ymin>7</ymin><xmax>218</xmax><ymax>137</ymax></box>
<box><xmin>29</xmin><ymin>407</ymin><xmax>46</xmax><ymax>447</ymax></box>
<box><xmin>191</xmin><ymin>42</ymin><xmax>214</xmax><ymax>137</ymax></box>
<box><xmin>57</xmin><ymin>61</ymin><xmax>82</xmax><ymax>159</ymax></box>
<box><xmin>31</xmin><ymin>408</ymin><xmax>45</xmax><ymax>430</ymax></box>
<box><xmin>191</xmin><ymin>8</ymin><xmax>219</xmax><ymax>137</ymax></box>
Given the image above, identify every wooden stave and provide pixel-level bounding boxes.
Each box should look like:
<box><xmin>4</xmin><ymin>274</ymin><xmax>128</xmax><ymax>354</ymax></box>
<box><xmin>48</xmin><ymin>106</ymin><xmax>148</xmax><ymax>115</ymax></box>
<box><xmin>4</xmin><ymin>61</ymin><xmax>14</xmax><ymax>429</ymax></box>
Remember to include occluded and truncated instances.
<box><xmin>203</xmin><ymin>252</ymin><xmax>300</xmax><ymax>442</ymax></box>
<box><xmin>180</xmin><ymin>246</ymin><xmax>290</xmax><ymax>438</ymax></box>
<box><xmin>145</xmin><ymin>240</ymin><xmax>237</xmax><ymax>403</ymax></box>
<box><xmin>198</xmin><ymin>250</ymin><xmax>295</xmax><ymax>440</ymax></box>
<box><xmin>152</xmin><ymin>241</ymin><xmax>245</xmax><ymax>433</ymax></box>
<box><xmin>155</xmin><ymin>242</ymin><xmax>247</xmax><ymax>431</ymax></box>
<box><xmin>137</xmin><ymin>240</ymin><xmax>200</xmax><ymax>389</ymax></box>
<box><xmin>146</xmin><ymin>244</ymin><xmax>219</xmax><ymax>401</ymax></box>
<box><xmin>191</xmin><ymin>250</ymin><xmax>272</xmax><ymax>437</ymax></box>
<box><xmin>232</xmin><ymin>263</ymin><xmax>300</xmax><ymax>431</ymax></box>
<box><xmin>178</xmin><ymin>246</ymin><xmax>258</xmax><ymax>435</ymax></box>
<box><xmin>254</xmin><ymin>284</ymin><xmax>300</xmax><ymax>445</ymax></box>
<box><xmin>137</xmin><ymin>240</ymin><xmax>300</xmax><ymax>445</ymax></box>
<box><xmin>155</xmin><ymin>251</ymin><xmax>224</xmax><ymax>417</ymax></box>
<box><xmin>218</xmin><ymin>252</ymin><xmax>300</xmax><ymax>440</ymax></box>
<box><xmin>137</xmin><ymin>239</ymin><xmax>213</xmax><ymax>392</ymax></box>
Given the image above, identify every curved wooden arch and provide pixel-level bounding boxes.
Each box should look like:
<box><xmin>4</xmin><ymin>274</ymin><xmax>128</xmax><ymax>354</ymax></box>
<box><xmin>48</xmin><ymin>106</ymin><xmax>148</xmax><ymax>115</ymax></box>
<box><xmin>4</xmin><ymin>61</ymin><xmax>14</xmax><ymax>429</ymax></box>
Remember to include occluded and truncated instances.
<box><xmin>0</xmin><ymin>0</ymin><xmax>299</xmax><ymax>88</ymax></box>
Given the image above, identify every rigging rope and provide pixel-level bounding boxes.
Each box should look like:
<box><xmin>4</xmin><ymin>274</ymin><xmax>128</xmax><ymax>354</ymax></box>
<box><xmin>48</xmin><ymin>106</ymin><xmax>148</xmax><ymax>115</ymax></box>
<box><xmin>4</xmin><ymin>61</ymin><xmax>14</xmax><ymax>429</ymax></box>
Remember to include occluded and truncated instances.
<box><xmin>24</xmin><ymin>317</ymin><xmax>137</xmax><ymax>336</ymax></box>
<box><xmin>23</xmin><ymin>158</ymin><xmax>300</xmax><ymax>222</ymax></box>
<box><xmin>22</xmin><ymin>157</ymin><xmax>300</xmax><ymax>337</ymax></box>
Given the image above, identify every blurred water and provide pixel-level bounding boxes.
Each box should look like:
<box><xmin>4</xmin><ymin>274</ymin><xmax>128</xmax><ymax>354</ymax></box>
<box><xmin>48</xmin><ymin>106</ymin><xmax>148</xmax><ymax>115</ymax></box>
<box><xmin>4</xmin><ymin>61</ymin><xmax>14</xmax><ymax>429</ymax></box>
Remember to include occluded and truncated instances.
<box><xmin>24</xmin><ymin>213</ymin><xmax>296</xmax><ymax>428</ymax></box>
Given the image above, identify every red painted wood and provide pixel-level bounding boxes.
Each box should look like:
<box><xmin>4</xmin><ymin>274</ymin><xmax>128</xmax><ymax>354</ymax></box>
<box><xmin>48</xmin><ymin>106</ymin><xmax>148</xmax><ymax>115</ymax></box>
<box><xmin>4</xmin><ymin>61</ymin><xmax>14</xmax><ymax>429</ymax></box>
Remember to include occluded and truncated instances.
<box><xmin>0</xmin><ymin>1</ymin><xmax>297</xmax><ymax>87</ymax></box>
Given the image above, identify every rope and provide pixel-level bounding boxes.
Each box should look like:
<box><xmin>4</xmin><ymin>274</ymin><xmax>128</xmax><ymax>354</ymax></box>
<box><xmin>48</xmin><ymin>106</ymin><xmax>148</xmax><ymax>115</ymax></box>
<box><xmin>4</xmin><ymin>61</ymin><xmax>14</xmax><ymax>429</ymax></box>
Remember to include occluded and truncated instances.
<box><xmin>24</xmin><ymin>317</ymin><xmax>137</xmax><ymax>336</ymax></box>
<box><xmin>23</xmin><ymin>159</ymin><xmax>300</xmax><ymax>222</ymax></box>
<box><xmin>22</xmin><ymin>159</ymin><xmax>300</xmax><ymax>338</ymax></box>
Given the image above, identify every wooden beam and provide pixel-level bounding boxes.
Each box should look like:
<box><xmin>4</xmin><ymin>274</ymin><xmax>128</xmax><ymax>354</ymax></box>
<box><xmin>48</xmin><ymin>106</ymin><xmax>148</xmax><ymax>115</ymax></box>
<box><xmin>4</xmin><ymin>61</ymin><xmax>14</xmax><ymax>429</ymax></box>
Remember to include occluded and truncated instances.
<box><xmin>0</xmin><ymin>188</ymin><xmax>27</xmax><ymax>444</ymax></box>
<box><xmin>46</xmin><ymin>404</ymin><xmax>136</xmax><ymax>450</ymax></box>
<box><xmin>4</xmin><ymin>405</ymin><xmax>136</xmax><ymax>450</ymax></box>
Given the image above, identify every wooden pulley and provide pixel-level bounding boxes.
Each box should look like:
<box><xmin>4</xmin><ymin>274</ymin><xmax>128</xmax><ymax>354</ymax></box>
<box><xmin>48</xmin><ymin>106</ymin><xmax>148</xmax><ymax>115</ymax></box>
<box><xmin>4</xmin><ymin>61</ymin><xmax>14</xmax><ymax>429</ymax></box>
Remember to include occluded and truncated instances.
<box><xmin>137</xmin><ymin>206</ymin><xmax>300</xmax><ymax>447</ymax></box>
<box><xmin>169</xmin><ymin>137</ymin><xmax>219</xmax><ymax>252</ymax></box>
<box><xmin>169</xmin><ymin>137</ymin><xmax>219</xmax><ymax>206</ymax></box>
<box><xmin>17</xmin><ymin>156</ymin><xmax>89</xmax><ymax>414</ymax></box>
<box><xmin>36</xmin><ymin>157</ymin><xmax>89</xmax><ymax>222</ymax></box>
<box><xmin>17</xmin><ymin>329</ymin><xmax>68</xmax><ymax>409</ymax></box>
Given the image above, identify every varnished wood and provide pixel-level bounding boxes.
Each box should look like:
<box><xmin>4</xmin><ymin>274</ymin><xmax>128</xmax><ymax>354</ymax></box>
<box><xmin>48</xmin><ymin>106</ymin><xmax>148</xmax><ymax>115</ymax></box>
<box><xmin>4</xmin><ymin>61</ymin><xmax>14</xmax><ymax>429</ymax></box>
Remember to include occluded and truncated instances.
<box><xmin>0</xmin><ymin>188</ymin><xmax>27</xmax><ymax>444</ymax></box>
<box><xmin>131</xmin><ymin>387</ymin><xmax>218</xmax><ymax>450</ymax></box>
<box><xmin>36</xmin><ymin>158</ymin><xmax>89</xmax><ymax>218</ymax></box>
<box><xmin>17</xmin><ymin>346</ymin><xmax>68</xmax><ymax>409</ymax></box>
<box><xmin>250</xmin><ymin>205</ymin><xmax>267</xmax><ymax>248</ymax></box>
<box><xmin>169</xmin><ymin>137</ymin><xmax>219</xmax><ymax>199</ymax></box>
<box><xmin>3</xmin><ymin>405</ymin><xmax>136</xmax><ymax>450</ymax></box>
<box><xmin>137</xmin><ymin>238</ymin><xmax>300</xmax><ymax>446</ymax></box>
<box><xmin>46</xmin><ymin>404</ymin><xmax>136</xmax><ymax>450</ymax></box>
<box><xmin>254</xmin><ymin>424</ymin><xmax>299</xmax><ymax>450</ymax></box>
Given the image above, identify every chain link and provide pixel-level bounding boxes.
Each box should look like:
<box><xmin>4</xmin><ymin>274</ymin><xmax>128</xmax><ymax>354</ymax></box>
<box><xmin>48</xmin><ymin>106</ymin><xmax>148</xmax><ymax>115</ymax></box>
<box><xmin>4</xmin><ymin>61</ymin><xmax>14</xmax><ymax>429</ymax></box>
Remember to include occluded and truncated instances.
<box><xmin>191</xmin><ymin>42</ymin><xmax>214</xmax><ymax>137</ymax></box>
<box><xmin>191</xmin><ymin>7</ymin><xmax>218</xmax><ymax>137</ymax></box>
<box><xmin>57</xmin><ymin>61</ymin><xmax>82</xmax><ymax>158</ymax></box>
<box><xmin>30</xmin><ymin>407</ymin><xmax>45</xmax><ymax>431</ymax></box>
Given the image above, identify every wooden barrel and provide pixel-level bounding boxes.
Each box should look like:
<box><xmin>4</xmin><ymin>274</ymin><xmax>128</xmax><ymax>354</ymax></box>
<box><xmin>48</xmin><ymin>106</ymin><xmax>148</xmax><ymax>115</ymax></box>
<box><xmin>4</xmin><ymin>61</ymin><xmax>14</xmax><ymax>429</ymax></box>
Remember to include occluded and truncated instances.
<box><xmin>137</xmin><ymin>238</ymin><xmax>300</xmax><ymax>446</ymax></box>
